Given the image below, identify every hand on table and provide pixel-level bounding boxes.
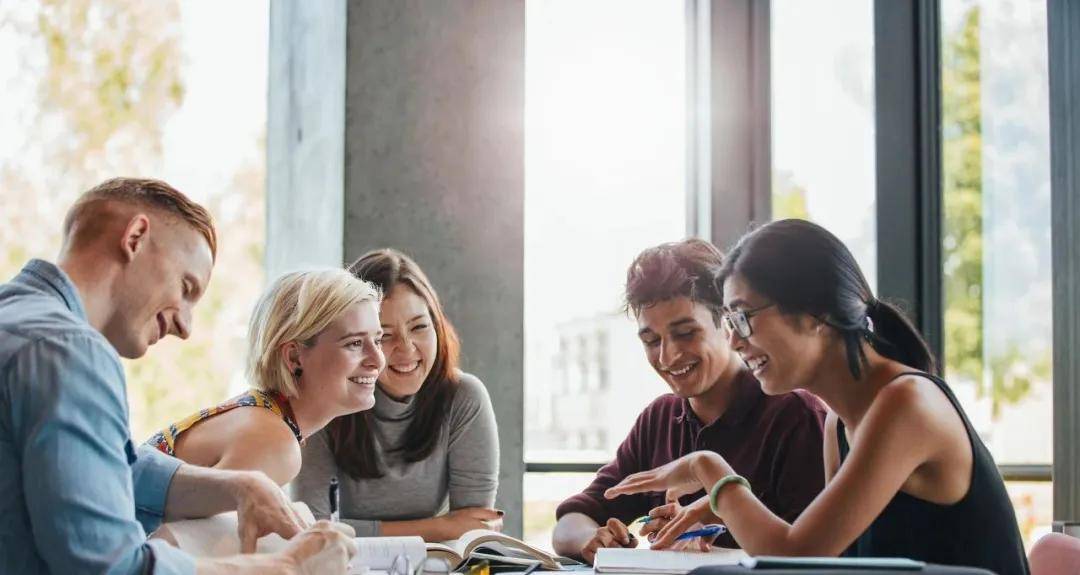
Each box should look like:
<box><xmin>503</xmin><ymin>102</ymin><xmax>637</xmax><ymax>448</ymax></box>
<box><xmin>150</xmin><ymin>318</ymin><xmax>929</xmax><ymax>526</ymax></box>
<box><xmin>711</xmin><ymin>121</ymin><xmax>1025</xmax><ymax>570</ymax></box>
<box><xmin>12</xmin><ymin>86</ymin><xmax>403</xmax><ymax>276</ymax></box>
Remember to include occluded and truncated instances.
<box><xmin>437</xmin><ymin>507</ymin><xmax>504</xmax><ymax>540</ymax></box>
<box><xmin>581</xmin><ymin>518</ymin><xmax>638</xmax><ymax>565</ymax></box>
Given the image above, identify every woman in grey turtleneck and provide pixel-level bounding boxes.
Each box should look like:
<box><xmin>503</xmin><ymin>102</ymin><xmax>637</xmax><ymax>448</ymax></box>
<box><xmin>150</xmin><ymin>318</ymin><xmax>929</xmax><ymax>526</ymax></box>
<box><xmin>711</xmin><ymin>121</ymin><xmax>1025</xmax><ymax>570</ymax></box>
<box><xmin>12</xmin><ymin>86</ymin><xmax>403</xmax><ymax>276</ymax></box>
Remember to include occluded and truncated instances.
<box><xmin>291</xmin><ymin>249</ymin><xmax>500</xmax><ymax>541</ymax></box>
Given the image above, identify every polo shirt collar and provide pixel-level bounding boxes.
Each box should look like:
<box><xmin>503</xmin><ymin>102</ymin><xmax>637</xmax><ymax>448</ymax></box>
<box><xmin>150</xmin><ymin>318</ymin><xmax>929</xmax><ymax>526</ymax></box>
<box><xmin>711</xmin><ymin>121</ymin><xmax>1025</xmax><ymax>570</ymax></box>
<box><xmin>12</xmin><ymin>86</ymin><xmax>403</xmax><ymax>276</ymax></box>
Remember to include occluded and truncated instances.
<box><xmin>17</xmin><ymin>258</ymin><xmax>88</xmax><ymax>322</ymax></box>
<box><xmin>674</xmin><ymin>368</ymin><xmax>764</xmax><ymax>428</ymax></box>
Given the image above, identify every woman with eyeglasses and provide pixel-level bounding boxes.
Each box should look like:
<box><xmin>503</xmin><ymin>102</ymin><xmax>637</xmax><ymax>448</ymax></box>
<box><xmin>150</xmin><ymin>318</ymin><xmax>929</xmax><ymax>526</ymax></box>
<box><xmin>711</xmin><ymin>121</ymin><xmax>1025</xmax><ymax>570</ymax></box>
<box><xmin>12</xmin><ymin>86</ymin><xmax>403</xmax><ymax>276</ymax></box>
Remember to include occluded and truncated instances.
<box><xmin>292</xmin><ymin>249</ymin><xmax>501</xmax><ymax>541</ymax></box>
<box><xmin>605</xmin><ymin>219</ymin><xmax>1029</xmax><ymax>574</ymax></box>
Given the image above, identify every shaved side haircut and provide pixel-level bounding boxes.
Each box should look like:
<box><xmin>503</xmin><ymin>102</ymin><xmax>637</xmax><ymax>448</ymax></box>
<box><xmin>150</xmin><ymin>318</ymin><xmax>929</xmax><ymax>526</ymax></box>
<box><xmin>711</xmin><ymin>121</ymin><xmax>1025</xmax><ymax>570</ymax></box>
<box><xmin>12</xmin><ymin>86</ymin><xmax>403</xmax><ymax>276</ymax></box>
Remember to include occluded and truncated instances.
<box><xmin>62</xmin><ymin>177</ymin><xmax>218</xmax><ymax>260</ymax></box>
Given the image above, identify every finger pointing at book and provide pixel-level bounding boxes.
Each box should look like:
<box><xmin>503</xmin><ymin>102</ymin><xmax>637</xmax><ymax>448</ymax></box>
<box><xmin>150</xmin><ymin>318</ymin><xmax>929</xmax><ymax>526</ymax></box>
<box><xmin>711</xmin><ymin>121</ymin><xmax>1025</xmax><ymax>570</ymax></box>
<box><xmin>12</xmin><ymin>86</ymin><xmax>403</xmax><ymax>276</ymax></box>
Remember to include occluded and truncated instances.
<box><xmin>237</xmin><ymin>472</ymin><xmax>313</xmax><ymax>553</ymax></box>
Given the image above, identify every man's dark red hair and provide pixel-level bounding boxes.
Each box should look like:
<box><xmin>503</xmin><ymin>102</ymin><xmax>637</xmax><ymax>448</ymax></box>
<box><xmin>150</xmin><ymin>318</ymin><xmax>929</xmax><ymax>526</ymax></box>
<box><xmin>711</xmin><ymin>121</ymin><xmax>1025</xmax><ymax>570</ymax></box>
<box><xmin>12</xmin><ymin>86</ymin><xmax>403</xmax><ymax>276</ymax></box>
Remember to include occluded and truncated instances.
<box><xmin>624</xmin><ymin>238</ymin><xmax>726</xmax><ymax>324</ymax></box>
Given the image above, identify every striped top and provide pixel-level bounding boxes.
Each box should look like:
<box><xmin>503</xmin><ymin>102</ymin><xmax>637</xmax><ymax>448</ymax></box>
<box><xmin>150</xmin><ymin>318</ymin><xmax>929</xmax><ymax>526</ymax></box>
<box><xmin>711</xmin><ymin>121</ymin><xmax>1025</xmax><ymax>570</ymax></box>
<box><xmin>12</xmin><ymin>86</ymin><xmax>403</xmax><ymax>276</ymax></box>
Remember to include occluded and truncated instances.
<box><xmin>146</xmin><ymin>388</ymin><xmax>302</xmax><ymax>456</ymax></box>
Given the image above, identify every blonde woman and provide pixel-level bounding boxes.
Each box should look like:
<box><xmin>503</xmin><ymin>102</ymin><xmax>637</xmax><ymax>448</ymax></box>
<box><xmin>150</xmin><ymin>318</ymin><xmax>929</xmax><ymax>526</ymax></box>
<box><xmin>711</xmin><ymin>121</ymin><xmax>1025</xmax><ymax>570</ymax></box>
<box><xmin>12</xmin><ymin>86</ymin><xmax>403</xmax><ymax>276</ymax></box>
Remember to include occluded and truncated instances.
<box><xmin>147</xmin><ymin>269</ymin><xmax>386</xmax><ymax>486</ymax></box>
<box><xmin>292</xmin><ymin>249</ymin><xmax>500</xmax><ymax>540</ymax></box>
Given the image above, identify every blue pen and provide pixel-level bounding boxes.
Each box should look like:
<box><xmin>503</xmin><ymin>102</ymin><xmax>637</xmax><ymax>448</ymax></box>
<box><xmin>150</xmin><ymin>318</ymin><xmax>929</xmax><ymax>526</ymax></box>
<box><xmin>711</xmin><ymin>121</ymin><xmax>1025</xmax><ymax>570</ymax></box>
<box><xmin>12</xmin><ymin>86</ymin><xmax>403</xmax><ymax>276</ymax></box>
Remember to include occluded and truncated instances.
<box><xmin>673</xmin><ymin>524</ymin><xmax>726</xmax><ymax>542</ymax></box>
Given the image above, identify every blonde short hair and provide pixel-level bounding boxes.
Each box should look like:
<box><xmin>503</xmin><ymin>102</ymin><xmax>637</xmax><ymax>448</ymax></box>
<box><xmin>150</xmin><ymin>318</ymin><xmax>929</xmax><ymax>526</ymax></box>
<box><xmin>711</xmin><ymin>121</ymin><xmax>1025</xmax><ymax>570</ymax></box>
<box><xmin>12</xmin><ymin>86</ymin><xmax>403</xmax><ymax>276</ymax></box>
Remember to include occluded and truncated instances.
<box><xmin>246</xmin><ymin>269</ymin><xmax>381</xmax><ymax>397</ymax></box>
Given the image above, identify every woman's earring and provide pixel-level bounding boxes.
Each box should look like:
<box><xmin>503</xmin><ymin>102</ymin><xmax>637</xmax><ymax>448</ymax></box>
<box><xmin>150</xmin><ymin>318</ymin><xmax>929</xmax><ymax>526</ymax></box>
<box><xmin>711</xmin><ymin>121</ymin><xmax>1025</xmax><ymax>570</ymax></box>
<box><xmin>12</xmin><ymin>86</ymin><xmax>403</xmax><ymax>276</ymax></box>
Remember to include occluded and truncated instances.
<box><xmin>293</xmin><ymin>367</ymin><xmax>303</xmax><ymax>378</ymax></box>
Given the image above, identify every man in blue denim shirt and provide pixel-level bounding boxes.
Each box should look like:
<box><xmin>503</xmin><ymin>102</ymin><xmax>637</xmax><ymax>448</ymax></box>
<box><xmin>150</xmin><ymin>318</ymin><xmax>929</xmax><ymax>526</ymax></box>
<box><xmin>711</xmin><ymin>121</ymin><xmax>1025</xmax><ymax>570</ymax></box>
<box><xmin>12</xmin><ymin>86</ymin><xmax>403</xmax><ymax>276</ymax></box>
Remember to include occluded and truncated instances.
<box><xmin>0</xmin><ymin>178</ymin><xmax>357</xmax><ymax>574</ymax></box>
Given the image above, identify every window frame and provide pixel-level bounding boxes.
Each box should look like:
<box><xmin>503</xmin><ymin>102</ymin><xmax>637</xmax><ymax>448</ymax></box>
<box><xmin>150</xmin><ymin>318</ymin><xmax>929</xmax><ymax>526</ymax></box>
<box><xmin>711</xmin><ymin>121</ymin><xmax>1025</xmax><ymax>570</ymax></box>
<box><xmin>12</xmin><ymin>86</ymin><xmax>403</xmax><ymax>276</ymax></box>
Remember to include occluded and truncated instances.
<box><xmin>875</xmin><ymin>0</ymin><xmax>1062</xmax><ymax>491</ymax></box>
<box><xmin>1048</xmin><ymin>0</ymin><xmax>1080</xmax><ymax>522</ymax></box>
<box><xmin>527</xmin><ymin>0</ymin><xmax>1079</xmax><ymax>523</ymax></box>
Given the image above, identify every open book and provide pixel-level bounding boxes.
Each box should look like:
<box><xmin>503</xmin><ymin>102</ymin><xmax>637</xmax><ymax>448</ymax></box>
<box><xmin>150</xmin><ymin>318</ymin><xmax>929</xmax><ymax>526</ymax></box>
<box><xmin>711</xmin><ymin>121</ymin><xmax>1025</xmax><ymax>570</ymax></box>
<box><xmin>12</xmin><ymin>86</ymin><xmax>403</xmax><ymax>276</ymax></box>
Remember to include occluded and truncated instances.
<box><xmin>593</xmin><ymin>547</ymin><xmax>748</xmax><ymax>574</ymax></box>
<box><xmin>346</xmin><ymin>530</ymin><xmax>571</xmax><ymax>572</ymax></box>
<box><xmin>425</xmin><ymin>529</ymin><xmax>571</xmax><ymax>570</ymax></box>
<box><xmin>156</xmin><ymin>511</ymin><xmax>572</xmax><ymax>571</ymax></box>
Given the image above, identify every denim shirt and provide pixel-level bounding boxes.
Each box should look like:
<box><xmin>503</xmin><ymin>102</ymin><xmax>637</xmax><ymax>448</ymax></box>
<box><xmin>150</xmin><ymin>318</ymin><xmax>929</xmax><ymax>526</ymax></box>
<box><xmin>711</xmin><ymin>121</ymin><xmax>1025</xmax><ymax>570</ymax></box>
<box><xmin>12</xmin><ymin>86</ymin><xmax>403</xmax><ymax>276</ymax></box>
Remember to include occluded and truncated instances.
<box><xmin>0</xmin><ymin>259</ymin><xmax>195</xmax><ymax>574</ymax></box>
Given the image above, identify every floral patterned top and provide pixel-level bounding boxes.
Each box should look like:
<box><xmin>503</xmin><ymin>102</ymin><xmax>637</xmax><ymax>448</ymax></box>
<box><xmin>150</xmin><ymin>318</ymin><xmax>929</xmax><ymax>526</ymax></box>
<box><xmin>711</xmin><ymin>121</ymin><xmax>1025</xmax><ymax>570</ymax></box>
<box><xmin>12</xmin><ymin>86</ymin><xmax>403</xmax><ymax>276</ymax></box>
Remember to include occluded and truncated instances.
<box><xmin>146</xmin><ymin>388</ymin><xmax>302</xmax><ymax>456</ymax></box>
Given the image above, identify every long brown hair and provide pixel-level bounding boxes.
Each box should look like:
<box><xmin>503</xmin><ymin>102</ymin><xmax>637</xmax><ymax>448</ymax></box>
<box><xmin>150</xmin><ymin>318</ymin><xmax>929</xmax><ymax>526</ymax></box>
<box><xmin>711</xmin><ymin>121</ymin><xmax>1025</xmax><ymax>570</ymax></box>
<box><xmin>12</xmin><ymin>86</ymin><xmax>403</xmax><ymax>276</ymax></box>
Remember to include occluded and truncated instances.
<box><xmin>328</xmin><ymin>248</ymin><xmax>461</xmax><ymax>478</ymax></box>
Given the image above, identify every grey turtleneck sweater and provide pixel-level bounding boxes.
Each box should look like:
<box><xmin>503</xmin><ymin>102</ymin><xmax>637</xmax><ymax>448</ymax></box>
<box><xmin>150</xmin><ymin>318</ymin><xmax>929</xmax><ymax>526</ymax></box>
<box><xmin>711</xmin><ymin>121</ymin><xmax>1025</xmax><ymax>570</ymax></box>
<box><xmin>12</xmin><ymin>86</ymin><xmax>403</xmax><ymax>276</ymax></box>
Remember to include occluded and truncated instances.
<box><xmin>290</xmin><ymin>372</ymin><xmax>500</xmax><ymax>536</ymax></box>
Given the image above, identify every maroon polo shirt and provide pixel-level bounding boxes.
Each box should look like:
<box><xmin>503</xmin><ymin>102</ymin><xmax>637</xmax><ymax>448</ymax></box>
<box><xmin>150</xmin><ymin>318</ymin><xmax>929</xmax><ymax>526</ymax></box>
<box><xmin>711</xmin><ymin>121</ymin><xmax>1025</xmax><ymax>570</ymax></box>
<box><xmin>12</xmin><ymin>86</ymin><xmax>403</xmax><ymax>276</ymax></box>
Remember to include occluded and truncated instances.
<box><xmin>555</xmin><ymin>369</ymin><xmax>827</xmax><ymax>548</ymax></box>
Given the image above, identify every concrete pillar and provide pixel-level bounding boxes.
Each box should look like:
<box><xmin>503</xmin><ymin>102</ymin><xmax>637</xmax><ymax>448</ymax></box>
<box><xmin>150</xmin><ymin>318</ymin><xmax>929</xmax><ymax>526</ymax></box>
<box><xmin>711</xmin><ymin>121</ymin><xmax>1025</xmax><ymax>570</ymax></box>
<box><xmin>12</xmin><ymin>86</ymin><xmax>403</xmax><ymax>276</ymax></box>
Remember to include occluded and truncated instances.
<box><xmin>267</xmin><ymin>0</ymin><xmax>347</xmax><ymax>278</ymax></box>
<box><xmin>268</xmin><ymin>0</ymin><xmax>526</xmax><ymax>535</ymax></box>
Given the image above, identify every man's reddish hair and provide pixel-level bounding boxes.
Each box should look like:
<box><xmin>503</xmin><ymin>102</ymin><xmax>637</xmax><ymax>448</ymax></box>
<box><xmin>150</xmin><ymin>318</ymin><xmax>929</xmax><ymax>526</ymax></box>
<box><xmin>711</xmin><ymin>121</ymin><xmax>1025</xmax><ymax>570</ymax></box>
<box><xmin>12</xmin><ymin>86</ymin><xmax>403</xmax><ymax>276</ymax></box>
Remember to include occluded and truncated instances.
<box><xmin>63</xmin><ymin>177</ymin><xmax>217</xmax><ymax>260</ymax></box>
<box><xmin>624</xmin><ymin>238</ymin><xmax>726</xmax><ymax>324</ymax></box>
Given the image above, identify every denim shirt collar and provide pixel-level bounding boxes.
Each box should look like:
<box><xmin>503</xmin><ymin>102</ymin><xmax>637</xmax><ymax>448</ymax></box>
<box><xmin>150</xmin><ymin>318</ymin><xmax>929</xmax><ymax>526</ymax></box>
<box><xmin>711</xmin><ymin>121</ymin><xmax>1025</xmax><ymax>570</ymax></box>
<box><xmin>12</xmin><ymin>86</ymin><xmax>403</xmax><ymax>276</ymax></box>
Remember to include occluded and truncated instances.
<box><xmin>17</xmin><ymin>259</ymin><xmax>88</xmax><ymax>322</ymax></box>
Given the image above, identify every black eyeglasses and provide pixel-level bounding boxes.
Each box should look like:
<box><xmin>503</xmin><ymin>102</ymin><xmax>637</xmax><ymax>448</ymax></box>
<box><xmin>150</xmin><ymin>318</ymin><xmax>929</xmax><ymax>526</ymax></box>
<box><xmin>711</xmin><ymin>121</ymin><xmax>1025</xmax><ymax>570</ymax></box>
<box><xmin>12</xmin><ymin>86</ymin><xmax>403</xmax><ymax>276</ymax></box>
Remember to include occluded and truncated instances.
<box><xmin>722</xmin><ymin>303</ymin><xmax>775</xmax><ymax>339</ymax></box>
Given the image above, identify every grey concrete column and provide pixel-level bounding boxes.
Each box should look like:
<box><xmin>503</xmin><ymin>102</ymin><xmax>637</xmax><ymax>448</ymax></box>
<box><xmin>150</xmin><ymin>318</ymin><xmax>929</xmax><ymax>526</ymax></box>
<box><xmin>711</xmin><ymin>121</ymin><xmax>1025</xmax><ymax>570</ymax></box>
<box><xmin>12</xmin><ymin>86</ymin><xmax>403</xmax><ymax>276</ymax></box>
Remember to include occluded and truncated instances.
<box><xmin>267</xmin><ymin>0</ymin><xmax>347</xmax><ymax>279</ymax></box>
<box><xmin>343</xmin><ymin>1</ymin><xmax>525</xmax><ymax>535</ymax></box>
<box><xmin>268</xmin><ymin>0</ymin><xmax>525</xmax><ymax>534</ymax></box>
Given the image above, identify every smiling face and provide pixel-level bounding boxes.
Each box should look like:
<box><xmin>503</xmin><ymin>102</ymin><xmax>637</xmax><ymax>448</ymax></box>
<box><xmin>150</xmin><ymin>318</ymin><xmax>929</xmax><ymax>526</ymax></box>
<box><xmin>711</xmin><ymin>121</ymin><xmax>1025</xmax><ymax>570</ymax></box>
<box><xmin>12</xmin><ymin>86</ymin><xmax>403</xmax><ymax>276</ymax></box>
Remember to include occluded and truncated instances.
<box><xmin>296</xmin><ymin>300</ymin><xmax>385</xmax><ymax>414</ymax></box>
<box><xmin>377</xmin><ymin>284</ymin><xmax>438</xmax><ymax>400</ymax></box>
<box><xmin>107</xmin><ymin>217</ymin><xmax>214</xmax><ymax>359</ymax></box>
<box><xmin>636</xmin><ymin>297</ymin><xmax>737</xmax><ymax>399</ymax></box>
<box><xmin>722</xmin><ymin>273</ymin><xmax>828</xmax><ymax>395</ymax></box>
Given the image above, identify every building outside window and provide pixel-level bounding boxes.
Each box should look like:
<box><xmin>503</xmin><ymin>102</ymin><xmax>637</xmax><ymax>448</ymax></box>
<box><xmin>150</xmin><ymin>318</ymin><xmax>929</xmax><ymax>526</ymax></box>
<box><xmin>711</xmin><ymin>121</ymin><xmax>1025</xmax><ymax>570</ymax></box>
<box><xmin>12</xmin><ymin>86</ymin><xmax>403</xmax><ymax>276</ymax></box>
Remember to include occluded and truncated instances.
<box><xmin>523</xmin><ymin>0</ymin><xmax>687</xmax><ymax>547</ymax></box>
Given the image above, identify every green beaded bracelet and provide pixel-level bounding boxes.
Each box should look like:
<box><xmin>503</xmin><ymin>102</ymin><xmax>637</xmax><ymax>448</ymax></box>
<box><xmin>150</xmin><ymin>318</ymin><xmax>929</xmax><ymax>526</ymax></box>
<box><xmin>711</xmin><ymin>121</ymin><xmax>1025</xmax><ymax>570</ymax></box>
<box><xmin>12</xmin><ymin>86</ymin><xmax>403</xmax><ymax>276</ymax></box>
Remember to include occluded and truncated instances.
<box><xmin>708</xmin><ymin>474</ymin><xmax>751</xmax><ymax>515</ymax></box>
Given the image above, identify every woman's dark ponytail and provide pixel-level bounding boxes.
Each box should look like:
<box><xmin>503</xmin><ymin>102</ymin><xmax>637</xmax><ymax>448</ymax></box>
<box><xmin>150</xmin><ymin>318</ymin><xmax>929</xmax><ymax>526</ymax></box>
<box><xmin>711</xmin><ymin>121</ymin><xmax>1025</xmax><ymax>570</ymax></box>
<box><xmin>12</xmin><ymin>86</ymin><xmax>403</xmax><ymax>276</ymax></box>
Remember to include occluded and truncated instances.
<box><xmin>719</xmin><ymin>219</ymin><xmax>938</xmax><ymax>380</ymax></box>
<box><xmin>865</xmin><ymin>299</ymin><xmax>936</xmax><ymax>375</ymax></box>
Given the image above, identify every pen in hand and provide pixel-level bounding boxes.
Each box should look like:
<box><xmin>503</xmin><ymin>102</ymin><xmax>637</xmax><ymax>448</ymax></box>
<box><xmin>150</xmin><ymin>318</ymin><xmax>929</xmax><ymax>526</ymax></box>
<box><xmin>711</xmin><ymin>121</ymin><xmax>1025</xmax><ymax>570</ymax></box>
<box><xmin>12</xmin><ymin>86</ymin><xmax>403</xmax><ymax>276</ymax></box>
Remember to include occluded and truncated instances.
<box><xmin>329</xmin><ymin>476</ymin><xmax>340</xmax><ymax>523</ymax></box>
<box><xmin>673</xmin><ymin>524</ymin><xmax>725</xmax><ymax>542</ymax></box>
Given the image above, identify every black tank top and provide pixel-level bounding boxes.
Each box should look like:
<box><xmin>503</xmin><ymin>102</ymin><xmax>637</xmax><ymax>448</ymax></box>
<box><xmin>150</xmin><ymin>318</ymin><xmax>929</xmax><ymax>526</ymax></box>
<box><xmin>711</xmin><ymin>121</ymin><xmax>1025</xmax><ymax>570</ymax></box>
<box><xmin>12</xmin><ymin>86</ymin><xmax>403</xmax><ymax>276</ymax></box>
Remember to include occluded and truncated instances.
<box><xmin>836</xmin><ymin>372</ymin><xmax>1029</xmax><ymax>574</ymax></box>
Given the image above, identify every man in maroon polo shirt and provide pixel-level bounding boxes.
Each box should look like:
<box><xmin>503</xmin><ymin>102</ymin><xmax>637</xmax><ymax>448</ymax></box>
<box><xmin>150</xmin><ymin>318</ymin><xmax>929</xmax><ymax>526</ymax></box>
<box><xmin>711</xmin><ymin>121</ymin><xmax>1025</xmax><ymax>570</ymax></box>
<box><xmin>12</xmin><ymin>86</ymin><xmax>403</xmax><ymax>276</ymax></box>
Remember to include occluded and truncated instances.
<box><xmin>552</xmin><ymin>239</ymin><xmax>826</xmax><ymax>563</ymax></box>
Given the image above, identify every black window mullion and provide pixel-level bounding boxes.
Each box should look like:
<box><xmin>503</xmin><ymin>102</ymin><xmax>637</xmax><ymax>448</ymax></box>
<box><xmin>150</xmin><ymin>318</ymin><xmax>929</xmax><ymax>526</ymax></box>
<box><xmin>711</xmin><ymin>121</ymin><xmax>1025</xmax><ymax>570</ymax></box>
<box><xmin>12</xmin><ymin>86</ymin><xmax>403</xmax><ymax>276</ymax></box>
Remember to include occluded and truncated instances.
<box><xmin>1049</xmin><ymin>0</ymin><xmax>1080</xmax><ymax>522</ymax></box>
<box><xmin>873</xmin><ymin>0</ymin><xmax>944</xmax><ymax>366</ymax></box>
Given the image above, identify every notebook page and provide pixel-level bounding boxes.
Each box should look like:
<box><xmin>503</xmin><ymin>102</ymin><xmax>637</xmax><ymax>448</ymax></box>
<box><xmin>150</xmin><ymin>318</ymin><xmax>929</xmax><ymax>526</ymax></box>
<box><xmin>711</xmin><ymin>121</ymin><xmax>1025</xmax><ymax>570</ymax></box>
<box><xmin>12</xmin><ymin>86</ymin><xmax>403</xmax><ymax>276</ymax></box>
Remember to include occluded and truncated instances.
<box><xmin>348</xmin><ymin>536</ymin><xmax>427</xmax><ymax>574</ymax></box>
<box><xmin>594</xmin><ymin>547</ymin><xmax>747</xmax><ymax>574</ymax></box>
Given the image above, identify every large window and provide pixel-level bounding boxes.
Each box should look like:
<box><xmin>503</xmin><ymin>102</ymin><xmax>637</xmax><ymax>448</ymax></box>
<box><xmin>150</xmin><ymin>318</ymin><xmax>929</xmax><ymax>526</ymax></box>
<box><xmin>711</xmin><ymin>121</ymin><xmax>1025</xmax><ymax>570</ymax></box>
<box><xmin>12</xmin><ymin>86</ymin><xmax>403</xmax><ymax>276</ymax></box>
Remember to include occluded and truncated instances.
<box><xmin>0</xmin><ymin>1</ymin><xmax>268</xmax><ymax>441</ymax></box>
<box><xmin>523</xmin><ymin>0</ymin><xmax>688</xmax><ymax>548</ymax></box>
<box><xmin>770</xmin><ymin>0</ymin><xmax>876</xmax><ymax>285</ymax></box>
<box><xmin>940</xmin><ymin>0</ymin><xmax>1053</xmax><ymax>544</ymax></box>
